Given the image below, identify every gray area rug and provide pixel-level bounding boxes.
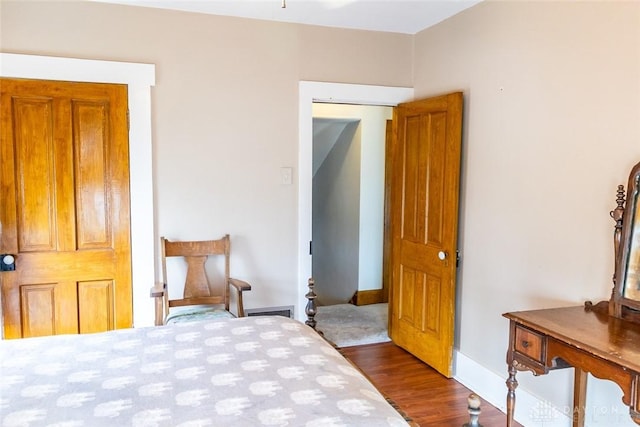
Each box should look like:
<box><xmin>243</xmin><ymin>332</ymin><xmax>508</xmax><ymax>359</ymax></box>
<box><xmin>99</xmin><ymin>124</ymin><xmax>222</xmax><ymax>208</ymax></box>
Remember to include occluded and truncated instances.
<box><xmin>315</xmin><ymin>303</ymin><xmax>391</xmax><ymax>347</ymax></box>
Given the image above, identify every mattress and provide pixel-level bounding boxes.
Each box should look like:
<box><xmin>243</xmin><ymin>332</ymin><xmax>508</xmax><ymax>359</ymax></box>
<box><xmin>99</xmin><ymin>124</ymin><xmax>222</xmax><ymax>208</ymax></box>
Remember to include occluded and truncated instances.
<box><xmin>0</xmin><ymin>315</ymin><xmax>409</xmax><ymax>426</ymax></box>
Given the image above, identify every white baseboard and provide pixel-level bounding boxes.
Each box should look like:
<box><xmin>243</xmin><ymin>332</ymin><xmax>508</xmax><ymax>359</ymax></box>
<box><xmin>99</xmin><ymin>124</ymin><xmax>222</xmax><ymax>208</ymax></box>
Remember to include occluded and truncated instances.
<box><xmin>453</xmin><ymin>350</ymin><xmax>571</xmax><ymax>427</ymax></box>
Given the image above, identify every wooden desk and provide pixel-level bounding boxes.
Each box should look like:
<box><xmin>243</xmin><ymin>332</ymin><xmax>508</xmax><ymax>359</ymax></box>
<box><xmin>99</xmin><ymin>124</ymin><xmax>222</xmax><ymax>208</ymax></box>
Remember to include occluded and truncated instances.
<box><xmin>504</xmin><ymin>305</ymin><xmax>640</xmax><ymax>427</ymax></box>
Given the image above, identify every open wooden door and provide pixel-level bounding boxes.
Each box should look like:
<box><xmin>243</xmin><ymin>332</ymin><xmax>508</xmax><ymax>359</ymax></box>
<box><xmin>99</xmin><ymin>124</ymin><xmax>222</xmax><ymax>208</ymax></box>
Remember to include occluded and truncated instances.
<box><xmin>388</xmin><ymin>92</ymin><xmax>463</xmax><ymax>378</ymax></box>
<box><xmin>0</xmin><ymin>78</ymin><xmax>132</xmax><ymax>339</ymax></box>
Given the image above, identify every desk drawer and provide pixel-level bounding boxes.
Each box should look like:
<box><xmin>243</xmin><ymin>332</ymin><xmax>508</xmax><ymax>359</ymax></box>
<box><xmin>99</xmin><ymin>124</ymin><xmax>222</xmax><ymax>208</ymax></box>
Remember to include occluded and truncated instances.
<box><xmin>514</xmin><ymin>325</ymin><xmax>544</xmax><ymax>363</ymax></box>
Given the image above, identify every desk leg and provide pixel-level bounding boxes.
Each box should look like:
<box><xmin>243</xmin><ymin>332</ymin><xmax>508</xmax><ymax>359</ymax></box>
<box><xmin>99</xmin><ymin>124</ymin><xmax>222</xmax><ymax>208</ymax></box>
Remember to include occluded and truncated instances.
<box><xmin>506</xmin><ymin>362</ymin><xmax>518</xmax><ymax>427</ymax></box>
<box><xmin>573</xmin><ymin>367</ymin><xmax>587</xmax><ymax>427</ymax></box>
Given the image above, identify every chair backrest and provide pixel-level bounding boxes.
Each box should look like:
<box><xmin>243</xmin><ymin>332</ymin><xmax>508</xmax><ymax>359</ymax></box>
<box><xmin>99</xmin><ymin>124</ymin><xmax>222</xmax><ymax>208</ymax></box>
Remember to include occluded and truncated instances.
<box><xmin>160</xmin><ymin>235</ymin><xmax>231</xmax><ymax>315</ymax></box>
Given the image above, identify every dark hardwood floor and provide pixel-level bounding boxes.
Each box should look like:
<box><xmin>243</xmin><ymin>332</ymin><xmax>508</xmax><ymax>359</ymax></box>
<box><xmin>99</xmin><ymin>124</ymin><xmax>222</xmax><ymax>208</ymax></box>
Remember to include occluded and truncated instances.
<box><xmin>340</xmin><ymin>342</ymin><xmax>520</xmax><ymax>427</ymax></box>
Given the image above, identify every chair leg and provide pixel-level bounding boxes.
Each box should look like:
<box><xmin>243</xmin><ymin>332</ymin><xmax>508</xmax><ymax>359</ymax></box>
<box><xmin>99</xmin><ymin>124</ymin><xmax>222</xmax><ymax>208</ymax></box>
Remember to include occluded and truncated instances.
<box><xmin>237</xmin><ymin>291</ymin><xmax>245</xmax><ymax>317</ymax></box>
<box><xmin>154</xmin><ymin>297</ymin><xmax>164</xmax><ymax>326</ymax></box>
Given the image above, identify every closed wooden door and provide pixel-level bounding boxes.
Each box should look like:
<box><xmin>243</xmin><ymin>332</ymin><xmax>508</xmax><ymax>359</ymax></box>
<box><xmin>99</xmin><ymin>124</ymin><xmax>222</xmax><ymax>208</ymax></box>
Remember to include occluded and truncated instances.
<box><xmin>0</xmin><ymin>78</ymin><xmax>132</xmax><ymax>339</ymax></box>
<box><xmin>388</xmin><ymin>92</ymin><xmax>463</xmax><ymax>378</ymax></box>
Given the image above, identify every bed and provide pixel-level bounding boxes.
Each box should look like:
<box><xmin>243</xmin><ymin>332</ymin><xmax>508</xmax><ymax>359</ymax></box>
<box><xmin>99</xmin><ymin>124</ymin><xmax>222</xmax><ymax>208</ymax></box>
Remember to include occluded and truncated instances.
<box><xmin>0</xmin><ymin>315</ymin><xmax>411</xmax><ymax>426</ymax></box>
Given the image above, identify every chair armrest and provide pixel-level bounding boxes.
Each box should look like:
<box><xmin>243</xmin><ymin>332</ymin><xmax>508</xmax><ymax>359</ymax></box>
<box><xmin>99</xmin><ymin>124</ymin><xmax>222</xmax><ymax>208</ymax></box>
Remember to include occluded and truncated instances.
<box><xmin>228</xmin><ymin>278</ymin><xmax>251</xmax><ymax>317</ymax></box>
<box><xmin>228</xmin><ymin>278</ymin><xmax>252</xmax><ymax>292</ymax></box>
<box><xmin>150</xmin><ymin>282</ymin><xmax>166</xmax><ymax>298</ymax></box>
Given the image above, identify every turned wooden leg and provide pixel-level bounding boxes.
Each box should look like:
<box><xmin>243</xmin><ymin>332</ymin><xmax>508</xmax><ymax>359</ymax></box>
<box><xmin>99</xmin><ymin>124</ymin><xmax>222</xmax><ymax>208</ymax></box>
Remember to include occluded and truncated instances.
<box><xmin>506</xmin><ymin>362</ymin><xmax>518</xmax><ymax>427</ymax></box>
<box><xmin>305</xmin><ymin>278</ymin><xmax>318</xmax><ymax>330</ymax></box>
<box><xmin>573</xmin><ymin>367</ymin><xmax>587</xmax><ymax>427</ymax></box>
<box><xmin>632</xmin><ymin>374</ymin><xmax>640</xmax><ymax>425</ymax></box>
<box><xmin>463</xmin><ymin>393</ymin><xmax>483</xmax><ymax>427</ymax></box>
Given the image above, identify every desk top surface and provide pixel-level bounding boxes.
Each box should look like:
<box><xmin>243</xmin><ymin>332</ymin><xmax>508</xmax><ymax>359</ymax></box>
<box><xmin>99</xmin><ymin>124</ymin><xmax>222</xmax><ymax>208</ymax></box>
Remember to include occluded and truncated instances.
<box><xmin>504</xmin><ymin>305</ymin><xmax>640</xmax><ymax>372</ymax></box>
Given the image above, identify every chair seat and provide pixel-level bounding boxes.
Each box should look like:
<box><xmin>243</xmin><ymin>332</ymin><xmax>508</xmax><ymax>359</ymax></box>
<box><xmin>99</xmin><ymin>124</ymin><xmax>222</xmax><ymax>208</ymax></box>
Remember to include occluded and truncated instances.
<box><xmin>166</xmin><ymin>306</ymin><xmax>236</xmax><ymax>324</ymax></box>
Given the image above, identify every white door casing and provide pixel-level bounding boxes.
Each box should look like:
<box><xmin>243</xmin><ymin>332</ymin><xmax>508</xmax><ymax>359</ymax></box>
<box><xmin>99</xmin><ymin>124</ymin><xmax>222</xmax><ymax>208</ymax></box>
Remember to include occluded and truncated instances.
<box><xmin>0</xmin><ymin>53</ymin><xmax>156</xmax><ymax>327</ymax></box>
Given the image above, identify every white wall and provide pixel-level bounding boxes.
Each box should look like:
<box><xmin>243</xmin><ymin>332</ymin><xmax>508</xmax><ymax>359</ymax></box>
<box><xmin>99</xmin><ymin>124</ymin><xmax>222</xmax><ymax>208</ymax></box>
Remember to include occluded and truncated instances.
<box><xmin>414</xmin><ymin>2</ymin><xmax>640</xmax><ymax>426</ymax></box>
<box><xmin>0</xmin><ymin>0</ymin><xmax>414</xmax><ymax>323</ymax></box>
<box><xmin>4</xmin><ymin>1</ymin><xmax>640</xmax><ymax>425</ymax></box>
<box><xmin>312</xmin><ymin>118</ymin><xmax>361</xmax><ymax>304</ymax></box>
<box><xmin>357</xmin><ymin>105</ymin><xmax>393</xmax><ymax>292</ymax></box>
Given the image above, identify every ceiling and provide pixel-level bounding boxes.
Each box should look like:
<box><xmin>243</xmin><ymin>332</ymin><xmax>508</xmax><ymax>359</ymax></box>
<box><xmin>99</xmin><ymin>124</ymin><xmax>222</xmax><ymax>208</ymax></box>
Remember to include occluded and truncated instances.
<box><xmin>91</xmin><ymin>0</ymin><xmax>481</xmax><ymax>34</ymax></box>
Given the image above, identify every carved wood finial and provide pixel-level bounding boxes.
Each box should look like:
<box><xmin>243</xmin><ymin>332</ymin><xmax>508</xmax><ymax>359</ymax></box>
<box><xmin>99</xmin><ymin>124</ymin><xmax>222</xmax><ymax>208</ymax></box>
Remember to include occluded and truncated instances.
<box><xmin>611</xmin><ymin>185</ymin><xmax>625</xmax><ymax>232</ymax></box>
<box><xmin>305</xmin><ymin>277</ymin><xmax>318</xmax><ymax>330</ymax></box>
<box><xmin>463</xmin><ymin>393</ymin><xmax>483</xmax><ymax>427</ymax></box>
<box><xmin>610</xmin><ymin>185</ymin><xmax>625</xmax><ymax>294</ymax></box>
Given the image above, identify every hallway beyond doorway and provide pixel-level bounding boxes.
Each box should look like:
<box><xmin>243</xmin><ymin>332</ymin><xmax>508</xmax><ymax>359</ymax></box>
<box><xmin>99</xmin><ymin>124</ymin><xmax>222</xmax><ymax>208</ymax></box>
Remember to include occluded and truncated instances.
<box><xmin>315</xmin><ymin>303</ymin><xmax>390</xmax><ymax>347</ymax></box>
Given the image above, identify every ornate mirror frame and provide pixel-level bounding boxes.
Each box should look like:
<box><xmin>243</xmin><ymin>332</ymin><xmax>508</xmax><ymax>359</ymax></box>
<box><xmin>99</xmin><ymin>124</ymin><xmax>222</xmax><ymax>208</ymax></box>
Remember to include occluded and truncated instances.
<box><xmin>611</xmin><ymin>161</ymin><xmax>640</xmax><ymax>319</ymax></box>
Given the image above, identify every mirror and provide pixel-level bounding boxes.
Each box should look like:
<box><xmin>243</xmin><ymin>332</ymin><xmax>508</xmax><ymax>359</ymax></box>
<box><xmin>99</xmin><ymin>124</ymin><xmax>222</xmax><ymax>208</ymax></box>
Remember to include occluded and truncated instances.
<box><xmin>623</xmin><ymin>188</ymin><xmax>640</xmax><ymax>300</ymax></box>
<box><xmin>613</xmin><ymin>161</ymin><xmax>640</xmax><ymax>316</ymax></box>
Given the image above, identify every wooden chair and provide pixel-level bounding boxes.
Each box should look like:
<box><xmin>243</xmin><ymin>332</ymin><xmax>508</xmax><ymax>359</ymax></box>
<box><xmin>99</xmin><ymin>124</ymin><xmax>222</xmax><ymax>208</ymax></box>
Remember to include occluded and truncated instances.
<box><xmin>150</xmin><ymin>235</ymin><xmax>252</xmax><ymax>326</ymax></box>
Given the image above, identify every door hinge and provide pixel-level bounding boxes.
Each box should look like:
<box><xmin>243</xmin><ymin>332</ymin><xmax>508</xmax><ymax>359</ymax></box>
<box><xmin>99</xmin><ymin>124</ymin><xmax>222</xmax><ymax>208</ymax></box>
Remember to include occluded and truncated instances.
<box><xmin>456</xmin><ymin>250</ymin><xmax>461</xmax><ymax>268</ymax></box>
<box><xmin>309</xmin><ymin>241</ymin><xmax>313</xmax><ymax>255</ymax></box>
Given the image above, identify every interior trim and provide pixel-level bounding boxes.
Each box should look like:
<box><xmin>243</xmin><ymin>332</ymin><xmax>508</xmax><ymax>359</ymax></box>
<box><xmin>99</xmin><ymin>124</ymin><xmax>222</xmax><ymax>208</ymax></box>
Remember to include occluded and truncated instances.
<box><xmin>0</xmin><ymin>53</ymin><xmax>156</xmax><ymax>327</ymax></box>
<box><xmin>454</xmin><ymin>350</ymin><xmax>570</xmax><ymax>427</ymax></box>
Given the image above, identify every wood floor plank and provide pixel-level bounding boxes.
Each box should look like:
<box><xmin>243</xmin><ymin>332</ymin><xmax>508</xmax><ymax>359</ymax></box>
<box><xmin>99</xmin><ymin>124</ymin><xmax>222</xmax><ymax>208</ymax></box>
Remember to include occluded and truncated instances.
<box><xmin>340</xmin><ymin>342</ymin><xmax>521</xmax><ymax>427</ymax></box>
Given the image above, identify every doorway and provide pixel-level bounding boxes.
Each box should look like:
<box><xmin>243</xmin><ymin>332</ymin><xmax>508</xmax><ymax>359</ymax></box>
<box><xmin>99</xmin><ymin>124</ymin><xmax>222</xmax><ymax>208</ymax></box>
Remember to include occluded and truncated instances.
<box><xmin>312</xmin><ymin>103</ymin><xmax>392</xmax><ymax>306</ymax></box>
<box><xmin>0</xmin><ymin>78</ymin><xmax>132</xmax><ymax>338</ymax></box>
<box><xmin>0</xmin><ymin>53</ymin><xmax>156</xmax><ymax>327</ymax></box>
<box><xmin>300</xmin><ymin>86</ymin><xmax>463</xmax><ymax>373</ymax></box>
<box><xmin>297</xmin><ymin>81</ymin><xmax>413</xmax><ymax>320</ymax></box>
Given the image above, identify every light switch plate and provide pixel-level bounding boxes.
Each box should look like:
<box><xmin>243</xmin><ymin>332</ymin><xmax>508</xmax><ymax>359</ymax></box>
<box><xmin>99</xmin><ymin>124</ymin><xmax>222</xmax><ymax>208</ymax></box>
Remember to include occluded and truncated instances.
<box><xmin>281</xmin><ymin>167</ymin><xmax>293</xmax><ymax>185</ymax></box>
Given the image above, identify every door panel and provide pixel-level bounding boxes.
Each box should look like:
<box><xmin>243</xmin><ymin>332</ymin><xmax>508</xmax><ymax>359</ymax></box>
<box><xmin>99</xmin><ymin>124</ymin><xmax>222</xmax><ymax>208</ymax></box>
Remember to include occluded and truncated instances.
<box><xmin>78</xmin><ymin>280</ymin><xmax>114</xmax><ymax>334</ymax></box>
<box><xmin>14</xmin><ymin>97</ymin><xmax>57</xmax><ymax>252</ymax></box>
<box><xmin>75</xmin><ymin>100</ymin><xmax>111</xmax><ymax>248</ymax></box>
<box><xmin>20</xmin><ymin>284</ymin><xmax>57</xmax><ymax>337</ymax></box>
<box><xmin>0</xmin><ymin>78</ymin><xmax>132</xmax><ymax>339</ymax></box>
<box><xmin>389</xmin><ymin>92</ymin><xmax>463</xmax><ymax>378</ymax></box>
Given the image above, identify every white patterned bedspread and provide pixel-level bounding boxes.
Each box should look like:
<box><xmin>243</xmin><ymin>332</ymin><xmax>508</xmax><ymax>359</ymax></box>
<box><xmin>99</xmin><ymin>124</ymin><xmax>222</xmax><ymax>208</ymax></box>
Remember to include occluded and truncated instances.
<box><xmin>0</xmin><ymin>316</ymin><xmax>409</xmax><ymax>426</ymax></box>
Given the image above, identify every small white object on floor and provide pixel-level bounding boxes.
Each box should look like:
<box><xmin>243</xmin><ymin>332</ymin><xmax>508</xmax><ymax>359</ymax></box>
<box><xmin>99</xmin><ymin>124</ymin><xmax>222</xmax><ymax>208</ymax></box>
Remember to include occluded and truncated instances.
<box><xmin>315</xmin><ymin>303</ymin><xmax>391</xmax><ymax>347</ymax></box>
